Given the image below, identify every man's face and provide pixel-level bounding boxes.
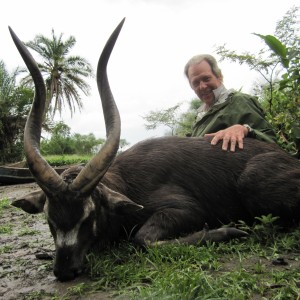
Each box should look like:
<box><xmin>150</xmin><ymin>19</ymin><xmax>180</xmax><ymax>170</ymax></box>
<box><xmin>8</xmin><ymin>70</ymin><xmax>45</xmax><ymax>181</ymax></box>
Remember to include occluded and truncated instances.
<box><xmin>187</xmin><ymin>60</ymin><xmax>222</xmax><ymax>106</ymax></box>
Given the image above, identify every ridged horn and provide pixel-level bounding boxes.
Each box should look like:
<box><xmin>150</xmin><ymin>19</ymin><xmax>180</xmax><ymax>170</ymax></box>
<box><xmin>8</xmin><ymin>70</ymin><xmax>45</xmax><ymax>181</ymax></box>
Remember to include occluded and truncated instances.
<box><xmin>9</xmin><ymin>26</ymin><xmax>67</xmax><ymax>196</ymax></box>
<box><xmin>70</xmin><ymin>18</ymin><xmax>125</xmax><ymax>194</ymax></box>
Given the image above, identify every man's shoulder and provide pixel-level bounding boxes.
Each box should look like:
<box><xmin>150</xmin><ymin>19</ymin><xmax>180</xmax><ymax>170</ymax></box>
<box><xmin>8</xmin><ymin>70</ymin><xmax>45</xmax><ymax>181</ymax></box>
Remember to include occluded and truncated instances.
<box><xmin>229</xmin><ymin>91</ymin><xmax>258</xmax><ymax>103</ymax></box>
<box><xmin>230</xmin><ymin>91</ymin><xmax>255</xmax><ymax>99</ymax></box>
<box><xmin>228</xmin><ymin>91</ymin><xmax>264</xmax><ymax>113</ymax></box>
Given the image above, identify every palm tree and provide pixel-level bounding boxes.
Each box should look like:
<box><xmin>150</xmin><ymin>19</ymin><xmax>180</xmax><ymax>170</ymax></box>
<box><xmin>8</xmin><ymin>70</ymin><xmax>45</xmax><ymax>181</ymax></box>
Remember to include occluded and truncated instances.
<box><xmin>22</xmin><ymin>29</ymin><xmax>94</xmax><ymax>118</ymax></box>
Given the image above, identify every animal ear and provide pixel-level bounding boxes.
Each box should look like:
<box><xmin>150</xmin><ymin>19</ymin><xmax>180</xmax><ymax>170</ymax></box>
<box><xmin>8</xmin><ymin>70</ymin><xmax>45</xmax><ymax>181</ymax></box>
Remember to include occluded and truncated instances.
<box><xmin>101</xmin><ymin>184</ymin><xmax>143</xmax><ymax>215</ymax></box>
<box><xmin>11</xmin><ymin>189</ymin><xmax>46</xmax><ymax>214</ymax></box>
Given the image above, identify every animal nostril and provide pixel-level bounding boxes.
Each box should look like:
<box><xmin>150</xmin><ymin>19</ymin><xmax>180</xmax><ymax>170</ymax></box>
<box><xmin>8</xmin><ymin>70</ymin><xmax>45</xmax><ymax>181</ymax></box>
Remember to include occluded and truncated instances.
<box><xmin>54</xmin><ymin>268</ymin><xmax>77</xmax><ymax>282</ymax></box>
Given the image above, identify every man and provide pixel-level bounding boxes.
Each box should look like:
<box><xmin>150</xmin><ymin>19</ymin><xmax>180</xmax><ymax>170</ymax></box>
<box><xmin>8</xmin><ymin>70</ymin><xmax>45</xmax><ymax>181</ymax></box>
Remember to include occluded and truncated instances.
<box><xmin>184</xmin><ymin>54</ymin><xmax>276</xmax><ymax>152</ymax></box>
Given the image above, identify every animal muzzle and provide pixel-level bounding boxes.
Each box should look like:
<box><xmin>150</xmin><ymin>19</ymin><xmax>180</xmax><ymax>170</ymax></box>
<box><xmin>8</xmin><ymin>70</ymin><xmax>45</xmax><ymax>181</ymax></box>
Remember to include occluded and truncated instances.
<box><xmin>53</xmin><ymin>246</ymin><xmax>84</xmax><ymax>282</ymax></box>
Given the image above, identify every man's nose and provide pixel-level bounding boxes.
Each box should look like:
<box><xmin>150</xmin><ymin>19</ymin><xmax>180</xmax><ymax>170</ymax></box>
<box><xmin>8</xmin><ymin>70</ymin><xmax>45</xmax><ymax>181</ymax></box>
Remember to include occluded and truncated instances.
<box><xmin>199</xmin><ymin>81</ymin><xmax>207</xmax><ymax>90</ymax></box>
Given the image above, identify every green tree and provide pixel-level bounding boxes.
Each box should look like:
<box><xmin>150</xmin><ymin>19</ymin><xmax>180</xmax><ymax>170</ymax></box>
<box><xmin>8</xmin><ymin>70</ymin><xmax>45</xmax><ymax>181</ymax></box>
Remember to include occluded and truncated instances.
<box><xmin>41</xmin><ymin>121</ymin><xmax>74</xmax><ymax>155</ymax></box>
<box><xmin>72</xmin><ymin>133</ymin><xmax>105</xmax><ymax>155</ymax></box>
<box><xmin>41</xmin><ymin>121</ymin><xmax>106</xmax><ymax>156</ymax></box>
<box><xmin>0</xmin><ymin>60</ymin><xmax>33</xmax><ymax>163</ymax></box>
<box><xmin>142</xmin><ymin>104</ymin><xmax>182</xmax><ymax>136</ymax></box>
<box><xmin>175</xmin><ymin>99</ymin><xmax>201</xmax><ymax>137</ymax></box>
<box><xmin>214</xmin><ymin>6</ymin><xmax>300</xmax><ymax>153</ymax></box>
<box><xmin>22</xmin><ymin>29</ymin><xmax>94</xmax><ymax>119</ymax></box>
<box><xmin>143</xmin><ymin>99</ymin><xmax>201</xmax><ymax>138</ymax></box>
<box><xmin>253</xmin><ymin>32</ymin><xmax>300</xmax><ymax>153</ymax></box>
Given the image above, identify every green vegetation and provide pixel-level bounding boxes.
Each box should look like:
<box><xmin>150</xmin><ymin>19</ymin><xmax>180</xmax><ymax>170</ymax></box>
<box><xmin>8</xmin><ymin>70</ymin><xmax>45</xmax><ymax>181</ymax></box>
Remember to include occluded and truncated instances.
<box><xmin>0</xmin><ymin>224</ymin><xmax>13</xmax><ymax>234</ymax></box>
<box><xmin>0</xmin><ymin>198</ymin><xmax>10</xmax><ymax>215</ymax></box>
<box><xmin>40</xmin><ymin>121</ymin><xmax>105</xmax><ymax>156</ymax></box>
<box><xmin>18</xmin><ymin>228</ymin><xmax>40</xmax><ymax>236</ymax></box>
<box><xmin>0</xmin><ymin>198</ymin><xmax>12</xmax><ymax>233</ymax></box>
<box><xmin>143</xmin><ymin>104</ymin><xmax>183</xmax><ymax>136</ymax></box>
<box><xmin>19</xmin><ymin>290</ymin><xmax>55</xmax><ymax>300</ymax></box>
<box><xmin>0</xmin><ymin>61</ymin><xmax>33</xmax><ymax>163</ymax></box>
<box><xmin>45</xmin><ymin>154</ymin><xmax>91</xmax><ymax>166</ymax></box>
<box><xmin>79</xmin><ymin>218</ymin><xmax>300</xmax><ymax>299</ymax></box>
<box><xmin>0</xmin><ymin>245</ymin><xmax>13</xmax><ymax>254</ymax></box>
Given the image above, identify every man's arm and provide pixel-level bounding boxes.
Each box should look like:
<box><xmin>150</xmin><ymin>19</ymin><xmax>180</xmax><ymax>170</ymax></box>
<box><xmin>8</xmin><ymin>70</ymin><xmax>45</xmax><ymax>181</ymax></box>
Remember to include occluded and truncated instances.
<box><xmin>203</xmin><ymin>93</ymin><xmax>276</xmax><ymax>151</ymax></box>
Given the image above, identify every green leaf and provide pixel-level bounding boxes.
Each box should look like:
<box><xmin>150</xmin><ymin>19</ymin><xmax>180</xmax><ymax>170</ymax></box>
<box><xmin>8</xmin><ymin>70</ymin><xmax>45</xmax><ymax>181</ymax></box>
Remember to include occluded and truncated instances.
<box><xmin>252</xmin><ymin>33</ymin><xmax>289</xmax><ymax>68</ymax></box>
<box><xmin>281</xmin><ymin>58</ymin><xmax>290</xmax><ymax>69</ymax></box>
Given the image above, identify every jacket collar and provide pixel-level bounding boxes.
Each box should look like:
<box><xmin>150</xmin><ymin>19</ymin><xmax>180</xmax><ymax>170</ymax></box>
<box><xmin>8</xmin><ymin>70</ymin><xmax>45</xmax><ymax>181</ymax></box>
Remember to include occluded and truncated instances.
<box><xmin>196</xmin><ymin>84</ymin><xmax>235</xmax><ymax>122</ymax></box>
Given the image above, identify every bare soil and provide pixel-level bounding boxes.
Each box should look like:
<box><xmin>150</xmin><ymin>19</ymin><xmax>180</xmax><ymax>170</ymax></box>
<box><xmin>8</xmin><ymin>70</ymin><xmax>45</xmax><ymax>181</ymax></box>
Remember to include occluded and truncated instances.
<box><xmin>0</xmin><ymin>183</ymin><xmax>114</xmax><ymax>300</ymax></box>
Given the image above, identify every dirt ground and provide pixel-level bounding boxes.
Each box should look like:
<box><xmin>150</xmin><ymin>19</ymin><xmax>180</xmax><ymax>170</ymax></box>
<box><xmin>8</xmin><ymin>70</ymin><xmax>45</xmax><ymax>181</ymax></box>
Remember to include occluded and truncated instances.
<box><xmin>0</xmin><ymin>183</ymin><xmax>115</xmax><ymax>300</ymax></box>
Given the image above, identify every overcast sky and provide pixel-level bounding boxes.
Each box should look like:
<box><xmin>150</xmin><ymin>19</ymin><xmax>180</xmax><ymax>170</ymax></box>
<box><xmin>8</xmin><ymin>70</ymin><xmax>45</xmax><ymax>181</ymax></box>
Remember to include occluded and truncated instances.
<box><xmin>1</xmin><ymin>0</ymin><xmax>298</xmax><ymax>146</ymax></box>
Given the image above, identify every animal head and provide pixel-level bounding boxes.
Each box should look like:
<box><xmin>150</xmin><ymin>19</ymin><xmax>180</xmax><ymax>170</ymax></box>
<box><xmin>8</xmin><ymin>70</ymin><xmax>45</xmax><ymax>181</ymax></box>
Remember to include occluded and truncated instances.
<box><xmin>12</xmin><ymin>165</ymin><xmax>141</xmax><ymax>281</ymax></box>
<box><xmin>9</xmin><ymin>18</ymin><xmax>142</xmax><ymax>281</ymax></box>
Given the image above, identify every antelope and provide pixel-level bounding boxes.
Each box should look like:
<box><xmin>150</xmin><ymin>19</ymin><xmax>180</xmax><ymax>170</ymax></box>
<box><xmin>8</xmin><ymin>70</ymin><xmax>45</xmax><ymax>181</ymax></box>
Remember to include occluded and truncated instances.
<box><xmin>10</xmin><ymin>19</ymin><xmax>300</xmax><ymax>282</ymax></box>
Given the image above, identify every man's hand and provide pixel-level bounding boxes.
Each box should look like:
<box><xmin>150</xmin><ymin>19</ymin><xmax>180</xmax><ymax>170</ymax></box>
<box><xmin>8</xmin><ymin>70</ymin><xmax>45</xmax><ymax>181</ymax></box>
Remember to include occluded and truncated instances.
<box><xmin>204</xmin><ymin>124</ymin><xmax>249</xmax><ymax>152</ymax></box>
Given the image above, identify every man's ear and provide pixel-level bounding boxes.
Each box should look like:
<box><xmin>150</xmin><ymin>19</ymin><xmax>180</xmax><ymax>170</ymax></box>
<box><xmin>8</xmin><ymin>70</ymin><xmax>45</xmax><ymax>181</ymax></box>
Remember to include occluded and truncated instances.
<box><xmin>11</xmin><ymin>189</ymin><xmax>46</xmax><ymax>214</ymax></box>
<box><xmin>100</xmin><ymin>183</ymin><xmax>143</xmax><ymax>215</ymax></box>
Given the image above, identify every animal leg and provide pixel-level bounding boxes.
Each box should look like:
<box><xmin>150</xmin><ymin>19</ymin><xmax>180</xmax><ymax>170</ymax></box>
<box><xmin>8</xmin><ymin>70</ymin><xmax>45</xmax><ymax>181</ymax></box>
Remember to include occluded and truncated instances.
<box><xmin>134</xmin><ymin>208</ymin><xmax>191</xmax><ymax>245</ymax></box>
<box><xmin>153</xmin><ymin>225</ymin><xmax>248</xmax><ymax>246</ymax></box>
<box><xmin>133</xmin><ymin>208</ymin><xmax>212</xmax><ymax>246</ymax></box>
<box><xmin>134</xmin><ymin>207</ymin><xmax>247</xmax><ymax>246</ymax></box>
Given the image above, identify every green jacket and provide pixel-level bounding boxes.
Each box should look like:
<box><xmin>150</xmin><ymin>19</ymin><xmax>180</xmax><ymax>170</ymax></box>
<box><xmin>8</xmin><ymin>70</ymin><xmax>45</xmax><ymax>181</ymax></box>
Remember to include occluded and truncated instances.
<box><xmin>191</xmin><ymin>92</ymin><xmax>276</xmax><ymax>143</ymax></box>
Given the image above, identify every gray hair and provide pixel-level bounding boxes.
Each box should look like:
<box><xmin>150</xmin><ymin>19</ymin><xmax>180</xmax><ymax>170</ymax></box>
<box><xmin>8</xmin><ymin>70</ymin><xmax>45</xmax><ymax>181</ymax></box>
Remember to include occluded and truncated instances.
<box><xmin>184</xmin><ymin>54</ymin><xmax>223</xmax><ymax>82</ymax></box>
